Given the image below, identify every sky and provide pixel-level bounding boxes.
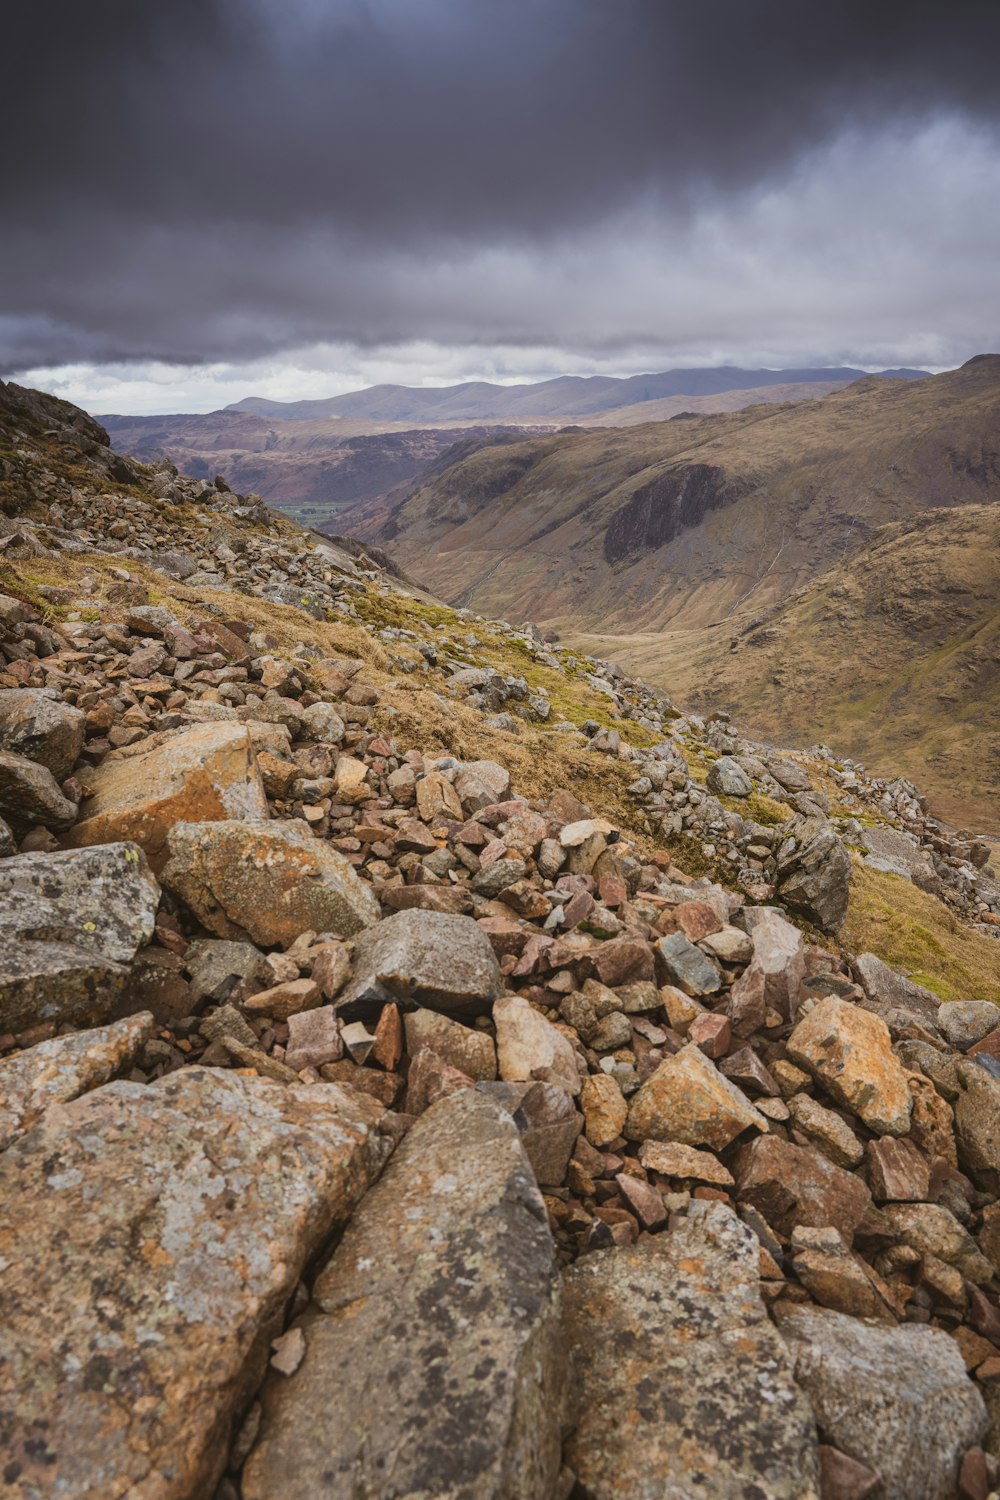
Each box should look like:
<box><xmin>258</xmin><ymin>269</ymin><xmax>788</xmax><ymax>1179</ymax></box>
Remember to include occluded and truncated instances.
<box><xmin>3</xmin><ymin>0</ymin><xmax>999</xmax><ymax>414</ymax></box>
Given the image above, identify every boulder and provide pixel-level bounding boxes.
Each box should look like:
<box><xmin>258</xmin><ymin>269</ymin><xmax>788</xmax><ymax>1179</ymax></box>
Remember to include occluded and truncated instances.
<box><xmin>706</xmin><ymin>755</ymin><xmax>753</xmax><ymax>797</ymax></box>
<box><xmin>853</xmin><ymin>952</ymin><xmax>942</xmax><ymax>1027</ymax></box>
<box><xmin>0</xmin><ymin>1069</ymin><xmax>394</xmax><ymax>1500</ymax></box>
<box><xmin>938</xmin><ymin>1001</ymin><xmax>1000</xmax><ymax>1051</ymax></box>
<box><xmin>776</xmin><ymin>815</ymin><xmax>851</xmax><ymax>931</ymax></box>
<box><xmin>0</xmin><ymin>1011</ymin><xmax>154</xmax><ymax>1151</ymax></box>
<box><xmin>625</xmin><ymin>1042</ymin><xmax>768</xmax><ymax>1149</ymax></box>
<box><xmin>336</xmin><ymin>908</ymin><xmax>504</xmax><ymax>1016</ymax></box>
<box><xmin>68</xmin><ymin>722</ymin><xmax>269</xmax><ymax>869</ymax></box>
<box><xmin>562</xmin><ymin>1202</ymin><xmax>819</xmax><ymax>1499</ymax></box>
<box><xmin>161</xmin><ymin>819</ymin><xmax>380</xmax><ymax>946</ymax></box>
<box><xmin>734</xmin><ymin>1135</ymin><xmax>872</xmax><ymax>1241</ymax></box>
<box><xmin>0</xmin><ymin>688</ymin><xmax>85</xmax><ymax>779</ymax></box>
<box><xmin>787</xmin><ymin>996</ymin><xmax>912</xmax><ymax>1136</ymax></box>
<box><xmin>0</xmin><ymin>842</ymin><xmax>159</xmax><ymax>1032</ymax></box>
<box><xmin>242</xmin><ymin>1090</ymin><xmax>567</xmax><ymax>1500</ymax></box>
<box><xmin>777</xmin><ymin>1304</ymin><xmax>987</xmax><ymax>1500</ymax></box>
<box><xmin>477</xmin><ymin>1079</ymin><xmax>583</xmax><ymax>1186</ymax></box>
<box><xmin>729</xmin><ymin>909</ymin><xmax>806</xmax><ymax>1036</ymax></box>
<box><xmin>654</xmin><ymin>931</ymin><xmax>723</xmax><ymax>996</ymax></box>
<box><xmin>0</xmin><ymin>748</ymin><xmax>77</xmax><ymax>830</ymax></box>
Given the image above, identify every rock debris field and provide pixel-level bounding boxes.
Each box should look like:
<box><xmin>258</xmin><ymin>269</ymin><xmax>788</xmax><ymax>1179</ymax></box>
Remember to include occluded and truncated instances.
<box><xmin>1</xmin><ymin>379</ymin><xmax>1000</xmax><ymax>1498</ymax></box>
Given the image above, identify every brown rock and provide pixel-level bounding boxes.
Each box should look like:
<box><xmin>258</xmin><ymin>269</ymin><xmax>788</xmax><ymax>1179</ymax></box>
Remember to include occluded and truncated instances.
<box><xmin>638</xmin><ymin>1138</ymin><xmax>735</xmax><ymax>1186</ymax></box>
<box><xmin>404</xmin><ymin>1045</ymin><xmax>475</xmax><ymax>1113</ymax></box>
<box><xmin>415</xmin><ymin>769</ymin><xmax>462</xmax><ymax>821</ymax></box>
<box><xmin>69</xmin><ymin>722</ymin><xmax>270</xmax><ymax>869</ymax></box>
<box><xmin>0</xmin><ymin>1069</ymin><xmax>393</xmax><ymax>1500</ymax></box>
<box><xmin>734</xmin><ymin>1135</ymin><xmax>872</xmax><ymax>1241</ymax></box>
<box><xmin>162</xmin><ymin>819</ymin><xmax>380</xmax><ymax>946</ymax></box>
<box><xmin>284</xmin><ymin>1005</ymin><xmax>342</xmax><ymax>1070</ymax></box>
<box><xmin>580</xmin><ymin>1072</ymin><xmax>628</xmax><ymax>1147</ymax></box>
<box><xmin>787</xmin><ymin>995</ymin><xmax>912</xmax><ymax>1136</ymax></box>
<box><xmin>244</xmin><ymin>977</ymin><xmax>320</xmax><ymax>1021</ymax></box>
<box><xmin>0</xmin><ymin>688</ymin><xmax>85</xmax><ymax>779</ymax></box>
<box><xmin>817</xmin><ymin>1445</ymin><xmax>883</xmax><ymax>1500</ymax></box>
<box><xmin>867</xmin><ymin>1136</ymin><xmax>932</xmax><ymax>1202</ymax></box>
<box><xmin>494</xmin><ymin>994</ymin><xmax>580</xmax><ymax>1094</ymax></box>
<box><xmin>615</xmin><ymin>1171</ymin><xmax>667</xmax><ymax>1227</ymax></box>
<box><xmin>790</xmin><ymin>1226</ymin><xmax>896</xmax><ymax>1322</ymax></box>
<box><xmin>403</xmin><ymin>1006</ymin><xmax>497</xmax><ymax>1080</ymax></box>
<box><xmin>625</xmin><ymin>1042</ymin><xmax>768</xmax><ymax>1150</ymax></box>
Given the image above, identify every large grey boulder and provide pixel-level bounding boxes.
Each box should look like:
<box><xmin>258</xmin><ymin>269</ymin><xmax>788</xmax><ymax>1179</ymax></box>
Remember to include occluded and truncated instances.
<box><xmin>0</xmin><ymin>1069</ymin><xmax>394</xmax><ymax>1500</ymax></box>
<box><xmin>0</xmin><ymin>687</ymin><xmax>85</xmax><ymax>779</ymax></box>
<box><xmin>853</xmin><ymin>951</ymin><xmax>943</xmax><ymax>1028</ymax></box>
<box><xmin>776</xmin><ymin>815</ymin><xmax>851</xmax><ymax>931</ymax></box>
<box><xmin>336</xmin><ymin>907</ymin><xmax>505</xmax><ymax>1017</ymax></box>
<box><xmin>0</xmin><ymin>842</ymin><xmax>160</xmax><ymax>1032</ymax></box>
<box><xmin>562</xmin><ymin>1201</ymin><xmax>819</xmax><ymax>1498</ymax></box>
<box><xmin>242</xmin><ymin>1089</ymin><xmax>568</xmax><ymax>1500</ymax></box>
<box><xmin>777</xmin><ymin>1305</ymin><xmax>987</xmax><ymax>1500</ymax></box>
<box><xmin>706</xmin><ymin>755</ymin><xmax>753</xmax><ymax>797</ymax></box>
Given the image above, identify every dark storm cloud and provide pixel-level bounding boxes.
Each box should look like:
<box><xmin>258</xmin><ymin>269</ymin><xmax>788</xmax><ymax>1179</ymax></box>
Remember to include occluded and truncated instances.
<box><xmin>3</xmin><ymin>0</ymin><xmax>999</xmax><ymax>371</ymax></box>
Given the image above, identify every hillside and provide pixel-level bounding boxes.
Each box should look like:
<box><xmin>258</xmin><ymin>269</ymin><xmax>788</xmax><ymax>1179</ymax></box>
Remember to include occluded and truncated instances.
<box><xmin>100</xmin><ymin>410</ymin><xmax>525</xmax><ymax>534</ymax></box>
<box><xmin>224</xmin><ymin>363</ymin><xmax>926</xmax><ymax>424</ymax></box>
<box><xmin>4</xmin><ymin>378</ymin><xmax>1000</xmax><ymax>1495</ymax></box>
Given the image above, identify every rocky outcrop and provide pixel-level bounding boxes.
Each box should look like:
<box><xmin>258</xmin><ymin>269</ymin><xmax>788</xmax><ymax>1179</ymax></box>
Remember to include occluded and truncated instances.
<box><xmin>0</xmin><ymin>1069</ymin><xmax>393</xmax><ymax>1500</ymax></box>
<box><xmin>242</xmin><ymin>1090</ymin><xmax>567</xmax><ymax>1499</ymax></box>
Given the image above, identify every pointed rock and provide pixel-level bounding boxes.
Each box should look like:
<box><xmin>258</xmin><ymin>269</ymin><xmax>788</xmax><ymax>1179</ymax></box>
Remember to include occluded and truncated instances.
<box><xmin>242</xmin><ymin>1090</ymin><xmax>568</xmax><ymax>1500</ymax></box>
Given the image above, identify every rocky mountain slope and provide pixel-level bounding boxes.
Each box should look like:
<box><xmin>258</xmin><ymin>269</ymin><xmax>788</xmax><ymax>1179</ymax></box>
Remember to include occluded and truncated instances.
<box><xmin>2</xmin><ymin>377</ymin><xmax>1000</xmax><ymax>1499</ymax></box>
<box><xmin>224</xmin><ymin>363</ymin><xmax>927</xmax><ymax>424</ymax></box>
<box><xmin>100</xmin><ymin>409</ymin><xmax>525</xmax><ymax>535</ymax></box>
<box><xmin>379</xmin><ymin>356</ymin><xmax>1000</xmax><ymax>826</ymax></box>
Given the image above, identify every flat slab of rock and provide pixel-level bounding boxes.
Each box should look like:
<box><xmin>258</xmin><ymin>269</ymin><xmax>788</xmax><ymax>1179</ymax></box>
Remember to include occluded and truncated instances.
<box><xmin>625</xmin><ymin>1041</ymin><xmax>768</xmax><ymax>1149</ymax></box>
<box><xmin>0</xmin><ymin>842</ymin><xmax>159</xmax><ymax>1032</ymax></box>
<box><xmin>162</xmin><ymin>819</ymin><xmax>381</xmax><ymax>946</ymax></box>
<box><xmin>0</xmin><ymin>1011</ymin><xmax>154</xmax><ymax>1150</ymax></box>
<box><xmin>777</xmin><ymin>1304</ymin><xmax>987</xmax><ymax>1500</ymax></box>
<box><xmin>336</xmin><ymin>908</ymin><xmax>504</xmax><ymax>1016</ymax></box>
<box><xmin>242</xmin><ymin>1089</ymin><xmax>567</xmax><ymax>1500</ymax></box>
<box><xmin>68</xmin><ymin>722</ymin><xmax>269</xmax><ymax>869</ymax></box>
<box><xmin>0</xmin><ymin>1068</ymin><xmax>393</xmax><ymax>1500</ymax></box>
<box><xmin>562</xmin><ymin>1201</ymin><xmax>819</xmax><ymax>1498</ymax></box>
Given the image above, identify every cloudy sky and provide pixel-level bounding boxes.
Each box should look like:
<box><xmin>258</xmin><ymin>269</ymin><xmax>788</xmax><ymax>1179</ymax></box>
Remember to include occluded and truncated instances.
<box><xmin>4</xmin><ymin>0</ymin><xmax>999</xmax><ymax>413</ymax></box>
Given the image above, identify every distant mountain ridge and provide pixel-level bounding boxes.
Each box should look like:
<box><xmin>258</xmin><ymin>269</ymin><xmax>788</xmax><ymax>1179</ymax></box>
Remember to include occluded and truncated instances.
<box><xmin>223</xmin><ymin>365</ymin><xmax>929</xmax><ymax>424</ymax></box>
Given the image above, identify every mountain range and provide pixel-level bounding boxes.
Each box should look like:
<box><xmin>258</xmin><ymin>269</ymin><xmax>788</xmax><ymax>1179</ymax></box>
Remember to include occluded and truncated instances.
<box><xmin>101</xmin><ymin>364</ymin><xmax>929</xmax><ymax>536</ymax></box>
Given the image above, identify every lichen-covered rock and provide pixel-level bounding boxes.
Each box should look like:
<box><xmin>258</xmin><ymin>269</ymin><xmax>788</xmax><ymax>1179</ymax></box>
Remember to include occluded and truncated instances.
<box><xmin>0</xmin><ymin>842</ymin><xmax>159</xmax><ymax>1032</ymax></box>
<box><xmin>0</xmin><ymin>748</ymin><xmax>77</xmax><ymax>830</ymax></box>
<box><xmin>776</xmin><ymin>815</ymin><xmax>851</xmax><ymax>931</ymax></box>
<box><xmin>68</xmin><ymin>721</ymin><xmax>269</xmax><ymax>869</ymax></box>
<box><xmin>625</xmin><ymin>1041</ymin><xmax>768</xmax><ymax>1149</ymax></box>
<box><xmin>706</xmin><ymin>755</ymin><xmax>753</xmax><ymax>797</ymax></box>
<box><xmin>0</xmin><ymin>688</ymin><xmax>85</xmax><ymax>779</ymax></box>
<box><xmin>337</xmin><ymin>907</ymin><xmax>504</xmax><ymax>1016</ymax></box>
<box><xmin>777</xmin><ymin>1304</ymin><xmax>987</xmax><ymax>1500</ymax></box>
<box><xmin>161</xmin><ymin>819</ymin><xmax>381</xmax><ymax>945</ymax></box>
<box><xmin>787</xmin><ymin>996</ymin><xmax>912</xmax><ymax>1136</ymax></box>
<box><xmin>0</xmin><ymin>1011</ymin><xmax>154</xmax><ymax>1150</ymax></box>
<box><xmin>0</xmin><ymin>1068</ymin><xmax>394</xmax><ymax>1500</ymax></box>
<box><xmin>242</xmin><ymin>1089</ymin><xmax>568</xmax><ymax>1500</ymax></box>
<box><xmin>562</xmin><ymin>1202</ymin><xmax>820</xmax><ymax>1499</ymax></box>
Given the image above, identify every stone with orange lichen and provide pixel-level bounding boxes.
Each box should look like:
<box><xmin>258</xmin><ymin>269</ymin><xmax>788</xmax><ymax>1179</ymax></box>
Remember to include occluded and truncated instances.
<box><xmin>68</xmin><ymin>721</ymin><xmax>269</xmax><ymax>870</ymax></box>
<box><xmin>161</xmin><ymin>818</ymin><xmax>380</xmax><ymax>946</ymax></box>
<box><xmin>0</xmin><ymin>1067</ymin><xmax>393</xmax><ymax>1500</ymax></box>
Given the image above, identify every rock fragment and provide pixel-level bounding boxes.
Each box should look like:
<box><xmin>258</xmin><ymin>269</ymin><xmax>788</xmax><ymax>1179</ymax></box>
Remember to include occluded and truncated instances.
<box><xmin>625</xmin><ymin>1042</ymin><xmax>768</xmax><ymax>1149</ymax></box>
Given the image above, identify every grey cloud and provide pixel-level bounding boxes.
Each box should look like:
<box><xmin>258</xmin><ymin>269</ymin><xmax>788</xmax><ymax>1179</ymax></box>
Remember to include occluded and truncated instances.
<box><xmin>3</xmin><ymin>1</ymin><xmax>999</xmax><ymax>373</ymax></box>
